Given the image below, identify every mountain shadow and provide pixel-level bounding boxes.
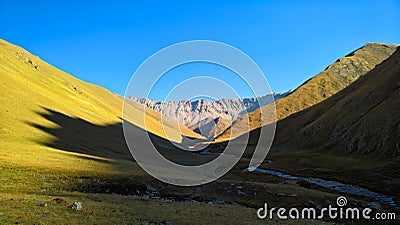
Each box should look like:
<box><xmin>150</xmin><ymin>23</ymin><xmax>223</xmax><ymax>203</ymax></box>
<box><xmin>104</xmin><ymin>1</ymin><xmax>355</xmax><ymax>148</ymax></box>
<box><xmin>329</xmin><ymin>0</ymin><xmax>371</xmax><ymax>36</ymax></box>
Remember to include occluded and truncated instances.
<box><xmin>27</xmin><ymin>107</ymin><xmax>132</xmax><ymax>161</ymax></box>
<box><xmin>27</xmin><ymin>107</ymin><xmax>218</xmax><ymax>166</ymax></box>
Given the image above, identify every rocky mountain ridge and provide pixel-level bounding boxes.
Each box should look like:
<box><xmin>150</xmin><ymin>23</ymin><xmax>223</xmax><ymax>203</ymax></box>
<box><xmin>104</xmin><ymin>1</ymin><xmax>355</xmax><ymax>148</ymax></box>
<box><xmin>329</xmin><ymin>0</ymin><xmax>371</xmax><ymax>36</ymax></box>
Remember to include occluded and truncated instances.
<box><xmin>129</xmin><ymin>92</ymin><xmax>290</xmax><ymax>129</ymax></box>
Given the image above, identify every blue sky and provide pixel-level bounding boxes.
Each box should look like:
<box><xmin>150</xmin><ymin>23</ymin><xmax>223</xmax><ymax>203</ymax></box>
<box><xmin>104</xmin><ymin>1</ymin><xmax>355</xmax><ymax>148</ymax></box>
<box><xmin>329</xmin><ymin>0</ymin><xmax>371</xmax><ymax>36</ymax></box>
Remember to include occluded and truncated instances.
<box><xmin>1</xmin><ymin>0</ymin><xmax>399</xmax><ymax>101</ymax></box>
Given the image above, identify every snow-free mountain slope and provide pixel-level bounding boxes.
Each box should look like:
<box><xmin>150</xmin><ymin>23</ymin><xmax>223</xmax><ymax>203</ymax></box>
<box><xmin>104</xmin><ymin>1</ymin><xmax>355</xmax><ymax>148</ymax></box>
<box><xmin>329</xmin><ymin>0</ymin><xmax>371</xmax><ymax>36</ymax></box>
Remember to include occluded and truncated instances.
<box><xmin>216</xmin><ymin>43</ymin><xmax>399</xmax><ymax>141</ymax></box>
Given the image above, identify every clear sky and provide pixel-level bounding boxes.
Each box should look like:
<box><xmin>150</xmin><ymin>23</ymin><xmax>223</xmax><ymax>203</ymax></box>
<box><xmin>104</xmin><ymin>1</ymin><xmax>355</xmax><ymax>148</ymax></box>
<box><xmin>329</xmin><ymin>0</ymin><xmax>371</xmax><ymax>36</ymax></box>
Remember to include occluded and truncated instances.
<box><xmin>1</xmin><ymin>0</ymin><xmax>399</xmax><ymax>101</ymax></box>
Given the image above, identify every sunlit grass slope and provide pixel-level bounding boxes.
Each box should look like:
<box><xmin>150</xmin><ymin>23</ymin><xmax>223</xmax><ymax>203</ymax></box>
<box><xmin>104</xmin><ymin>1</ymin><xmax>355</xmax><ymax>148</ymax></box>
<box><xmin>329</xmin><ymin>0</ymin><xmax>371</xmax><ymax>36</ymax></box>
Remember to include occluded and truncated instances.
<box><xmin>0</xmin><ymin>39</ymin><xmax>199</xmax><ymax>174</ymax></box>
<box><xmin>216</xmin><ymin>43</ymin><xmax>398</xmax><ymax>141</ymax></box>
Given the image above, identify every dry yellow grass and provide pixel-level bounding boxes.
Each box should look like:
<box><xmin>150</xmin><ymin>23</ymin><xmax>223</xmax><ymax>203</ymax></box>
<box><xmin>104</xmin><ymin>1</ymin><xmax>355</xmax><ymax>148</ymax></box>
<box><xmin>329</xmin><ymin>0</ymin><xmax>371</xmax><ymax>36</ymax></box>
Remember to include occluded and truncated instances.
<box><xmin>0</xmin><ymin>39</ymin><xmax>199</xmax><ymax>173</ymax></box>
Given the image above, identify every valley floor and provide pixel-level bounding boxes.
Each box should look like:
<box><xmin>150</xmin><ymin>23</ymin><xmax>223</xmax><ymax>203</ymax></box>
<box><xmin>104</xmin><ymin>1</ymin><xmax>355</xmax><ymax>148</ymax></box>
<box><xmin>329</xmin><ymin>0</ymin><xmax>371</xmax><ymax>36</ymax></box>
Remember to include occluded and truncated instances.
<box><xmin>0</xmin><ymin>165</ymin><xmax>335</xmax><ymax>225</ymax></box>
<box><xmin>1</xmin><ymin>150</ymin><xmax>398</xmax><ymax>224</ymax></box>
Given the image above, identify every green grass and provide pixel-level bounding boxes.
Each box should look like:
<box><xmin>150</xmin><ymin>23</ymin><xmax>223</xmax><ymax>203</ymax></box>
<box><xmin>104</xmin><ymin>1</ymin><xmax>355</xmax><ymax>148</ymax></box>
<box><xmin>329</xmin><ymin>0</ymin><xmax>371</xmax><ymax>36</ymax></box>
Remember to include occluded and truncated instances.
<box><xmin>0</xmin><ymin>166</ymin><xmax>341</xmax><ymax>224</ymax></box>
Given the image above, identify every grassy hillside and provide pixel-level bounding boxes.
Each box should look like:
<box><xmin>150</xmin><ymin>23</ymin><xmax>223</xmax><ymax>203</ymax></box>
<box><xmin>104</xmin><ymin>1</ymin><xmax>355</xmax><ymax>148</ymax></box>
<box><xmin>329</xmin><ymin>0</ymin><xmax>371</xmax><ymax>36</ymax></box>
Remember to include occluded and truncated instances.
<box><xmin>263</xmin><ymin>48</ymin><xmax>400</xmax><ymax>202</ymax></box>
<box><xmin>0</xmin><ymin>39</ymin><xmax>200</xmax><ymax>173</ymax></box>
<box><xmin>216</xmin><ymin>43</ymin><xmax>398</xmax><ymax>141</ymax></box>
<box><xmin>275</xmin><ymin>47</ymin><xmax>400</xmax><ymax>155</ymax></box>
<box><xmin>208</xmin><ymin>43</ymin><xmax>400</xmax><ymax>206</ymax></box>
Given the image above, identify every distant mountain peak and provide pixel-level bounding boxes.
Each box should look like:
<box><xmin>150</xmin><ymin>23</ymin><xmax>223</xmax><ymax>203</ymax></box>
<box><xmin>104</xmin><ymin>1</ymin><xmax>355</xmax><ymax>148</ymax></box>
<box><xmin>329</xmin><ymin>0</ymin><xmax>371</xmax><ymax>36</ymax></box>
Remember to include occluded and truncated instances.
<box><xmin>129</xmin><ymin>92</ymin><xmax>289</xmax><ymax>133</ymax></box>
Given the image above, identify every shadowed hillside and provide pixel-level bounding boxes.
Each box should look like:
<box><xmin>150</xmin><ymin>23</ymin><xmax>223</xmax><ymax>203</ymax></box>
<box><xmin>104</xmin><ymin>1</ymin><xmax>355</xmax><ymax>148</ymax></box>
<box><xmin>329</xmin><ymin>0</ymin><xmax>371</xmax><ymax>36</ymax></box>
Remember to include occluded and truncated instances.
<box><xmin>275</xmin><ymin>47</ymin><xmax>400</xmax><ymax>156</ymax></box>
<box><xmin>216</xmin><ymin>43</ymin><xmax>398</xmax><ymax>141</ymax></box>
<box><xmin>228</xmin><ymin>47</ymin><xmax>400</xmax><ymax>203</ymax></box>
